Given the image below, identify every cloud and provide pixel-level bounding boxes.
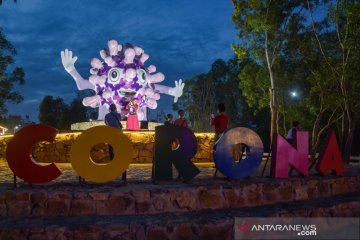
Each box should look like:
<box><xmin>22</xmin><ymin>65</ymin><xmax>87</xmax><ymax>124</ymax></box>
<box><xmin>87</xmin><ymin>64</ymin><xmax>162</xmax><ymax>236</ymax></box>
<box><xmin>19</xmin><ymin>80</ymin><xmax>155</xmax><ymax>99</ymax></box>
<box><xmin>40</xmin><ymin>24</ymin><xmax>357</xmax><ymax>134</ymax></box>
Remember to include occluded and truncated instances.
<box><xmin>1</xmin><ymin>0</ymin><xmax>237</xmax><ymax>121</ymax></box>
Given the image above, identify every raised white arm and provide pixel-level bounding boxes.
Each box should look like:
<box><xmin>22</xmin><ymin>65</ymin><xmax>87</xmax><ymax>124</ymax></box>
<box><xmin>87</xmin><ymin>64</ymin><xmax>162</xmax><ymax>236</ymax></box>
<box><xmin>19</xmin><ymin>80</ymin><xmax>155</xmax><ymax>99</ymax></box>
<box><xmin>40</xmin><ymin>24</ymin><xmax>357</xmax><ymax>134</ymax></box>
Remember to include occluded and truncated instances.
<box><xmin>60</xmin><ymin>49</ymin><xmax>95</xmax><ymax>90</ymax></box>
<box><xmin>154</xmin><ymin>79</ymin><xmax>184</xmax><ymax>103</ymax></box>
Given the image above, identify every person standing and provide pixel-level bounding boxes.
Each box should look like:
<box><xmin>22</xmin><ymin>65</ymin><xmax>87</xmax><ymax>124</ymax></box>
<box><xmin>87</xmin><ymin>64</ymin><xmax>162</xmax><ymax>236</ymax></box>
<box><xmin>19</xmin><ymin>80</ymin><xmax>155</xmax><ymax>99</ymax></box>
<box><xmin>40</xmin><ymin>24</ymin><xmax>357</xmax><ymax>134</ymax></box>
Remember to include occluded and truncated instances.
<box><xmin>174</xmin><ymin>109</ymin><xmax>189</xmax><ymax>128</ymax></box>
<box><xmin>125</xmin><ymin>99</ymin><xmax>140</xmax><ymax>130</ymax></box>
<box><xmin>105</xmin><ymin>103</ymin><xmax>123</xmax><ymax>130</ymax></box>
<box><xmin>210</xmin><ymin>103</ymin><xmax>229</xmax><ymax>178</ymax></box>
<box><xmin>164</xmin><ymin>113</ymin><xmax>174</xmax><ymax>125</ymax></box>
<box><xmin>105</xmin><ymin>103</ymin><xmax>123</xmax><ymax>160</ymax></box>
<box><xmin>104</xmin><ymin>103</ymin><xmax>126</xmax><ymax>182</ymax></box>
<box><xmin>286</xmin><ymin>121</ymin><xmax>300</xmax><ymax>145</ymax></box>
<box><xmin>210</xmin><ymin>103</ymin><xmax>229</xmax><ymax>144</ymax></box>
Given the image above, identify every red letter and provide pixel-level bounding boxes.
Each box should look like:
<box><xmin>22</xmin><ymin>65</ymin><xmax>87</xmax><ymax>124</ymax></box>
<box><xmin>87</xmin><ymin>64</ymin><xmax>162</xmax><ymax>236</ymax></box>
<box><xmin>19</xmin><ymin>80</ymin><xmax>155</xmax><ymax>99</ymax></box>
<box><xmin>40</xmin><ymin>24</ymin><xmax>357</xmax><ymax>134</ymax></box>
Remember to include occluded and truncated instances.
<box><xmin>270</xmin><ymin>131</ymin><xmax>309</xmax><ymax>178</ymax></box>
<box><xmin>6</xmin><ymin>124</ymin><xmax>62</xmax><ymax>183</ymax></box>
<box><xmin>316</xmin><ymin>131</ymin><xmax>344</xmax><ymax>176</ymax></box>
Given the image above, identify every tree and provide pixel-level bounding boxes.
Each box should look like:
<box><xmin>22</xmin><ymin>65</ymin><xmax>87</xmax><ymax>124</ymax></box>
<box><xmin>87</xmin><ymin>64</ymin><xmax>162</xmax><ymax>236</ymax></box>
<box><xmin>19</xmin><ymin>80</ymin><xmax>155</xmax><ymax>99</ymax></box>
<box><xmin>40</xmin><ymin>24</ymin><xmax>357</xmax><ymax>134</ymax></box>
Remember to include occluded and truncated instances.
<box><xmin>231</xmin><ymin>0</ymin><xmax>307</xmax><ymax>142</ymax></box>
<box><xmin>173</xmin><ymin>57</ymin><xmax>270</xmax><ymax>144</ymax></box>
<box><xmin>174</xmin><ymin>73</ymin><xmax>216</xmax><ymax>131</ymax></box>
<box><xmin>306</xmin><ymin>0</ymin><xmax>360</xmax><ymax>162</ymax></box>
<box><xmin>58</xmin><ymin>98</ymin><xmax>88</xmax><ymax>130</ymax></box>
<box><xmin>0</xmin><ymin>114</ymin><xmax>25</xmax><ymax>133</ymax></box>
<box><xmin>39</xmin><ymin>95</ymin><xmax>90</xmax><ymax>130</ymax></box>
<box><xmin>38</xmin><ymin>96</ymin><xmax>67</xmax><ymax>128</ymax></box>
<box><xmin>0</xmin><ymin>0</ymin><xmax>17</xmax><ymax>5</ymax></box>
<box><xmin>0</xmin><ymin>29</ymin><xmax>25</xmax><ymax>116</ymax></box>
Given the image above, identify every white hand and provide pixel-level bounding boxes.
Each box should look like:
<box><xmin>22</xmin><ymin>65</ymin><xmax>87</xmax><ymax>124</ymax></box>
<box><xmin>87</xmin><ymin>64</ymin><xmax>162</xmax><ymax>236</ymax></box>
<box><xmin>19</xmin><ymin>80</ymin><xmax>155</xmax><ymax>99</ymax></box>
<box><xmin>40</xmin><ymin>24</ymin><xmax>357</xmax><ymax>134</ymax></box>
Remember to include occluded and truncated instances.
<box><xmin>168</xmin><ymin>79</ymin><xmax>185</xmax><ymax>102</ymax></box>
<box><xmin>61</xmin><ymin>49</ymin><xmax>78</xmax><ymax>72</ymax></box>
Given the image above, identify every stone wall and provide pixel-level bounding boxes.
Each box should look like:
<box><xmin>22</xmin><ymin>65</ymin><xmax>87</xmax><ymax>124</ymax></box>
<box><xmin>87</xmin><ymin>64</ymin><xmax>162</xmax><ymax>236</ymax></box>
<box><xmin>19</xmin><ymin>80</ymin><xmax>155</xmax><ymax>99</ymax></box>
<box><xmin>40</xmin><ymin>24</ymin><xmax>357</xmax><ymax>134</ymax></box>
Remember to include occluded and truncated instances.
<box><xmin>0</xmin><ymin>175</ymin><xmax>359</xmax><ymax>218</ymax></box>
<box><xmin>0</xmin><ymin>131</ymin><xmax>214</xmax><ymax>163</ymax></box>
<box><xmin>0</xmin><ymin>176</ymin><xmax>359</xmax><ymax>239</ymax></box>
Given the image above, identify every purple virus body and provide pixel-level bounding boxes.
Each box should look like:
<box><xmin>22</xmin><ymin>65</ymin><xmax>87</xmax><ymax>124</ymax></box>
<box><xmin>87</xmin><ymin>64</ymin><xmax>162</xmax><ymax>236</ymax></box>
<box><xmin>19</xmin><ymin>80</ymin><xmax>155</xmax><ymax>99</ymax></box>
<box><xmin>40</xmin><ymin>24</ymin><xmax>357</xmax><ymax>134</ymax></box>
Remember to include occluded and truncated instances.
<box><xmin>61</xmin><ymin>40</ymin><xmax>184</xmax><ymax>121</ymax></box>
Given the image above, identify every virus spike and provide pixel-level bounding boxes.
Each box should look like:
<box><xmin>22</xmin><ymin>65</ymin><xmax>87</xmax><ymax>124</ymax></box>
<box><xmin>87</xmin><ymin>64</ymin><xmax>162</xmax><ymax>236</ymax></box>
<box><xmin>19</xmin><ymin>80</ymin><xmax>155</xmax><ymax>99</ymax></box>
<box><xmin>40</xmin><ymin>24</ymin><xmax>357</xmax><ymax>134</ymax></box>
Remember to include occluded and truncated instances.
<box><xmin>124</xmin><ymin>48</ymin><xmax>136</xmax><ymax>64</ymax></box>
<box><xmin>90</xmin><ymin>68</ymin><xmax>98</xmax><ymax>75</ymax></box>
<box><xmin>108</xmin><ymin>40</ymin><xmax>119</xmax><ymax>56</ymax></box>
<box><xmin>91</xmin><ymin>58</ymin><xmax>103</xmax><ymax>69</ymax></box>
<box><xmin>147</xmin><ymin>65</ymin><xmax>156</xmax><ymax>73</ymax></box>
<box><xmin>134</xmin><ymin>46</ymin><xmax>144</xmax><ymax>56</ymax></box>
<box><xmin>99</xmin><ymin>49</ymin><xmax>107</xmax><ymax>60</ymax></box>
<box><xmin>125</xmin><ymin>68</ymin><xmax>136</xmax><ymax>81</ymax></box>
<box><xmin>105</xmin><ymin>56</ymin><xmax>116</xmax><ymax>67</ymax></box>
<box><xmin>140</xmin><ymin>53</ymin><xmax>149</xmax><ymax>63</ymax></box>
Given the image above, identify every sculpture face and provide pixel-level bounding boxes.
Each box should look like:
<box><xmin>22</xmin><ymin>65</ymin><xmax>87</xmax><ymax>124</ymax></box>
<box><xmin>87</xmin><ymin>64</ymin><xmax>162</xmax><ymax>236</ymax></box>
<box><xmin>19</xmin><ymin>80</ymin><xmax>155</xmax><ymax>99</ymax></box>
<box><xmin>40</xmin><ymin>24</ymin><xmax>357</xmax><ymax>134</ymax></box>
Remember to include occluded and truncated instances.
<box><xmin>87</xmin><ymin>42</ymin><xmax>163</xmax><ymax>114</ymax></box>
<box><xmin>61</xmin><ymin>39</ymin><xmax>184</xmax><ymax>121</ymax></box>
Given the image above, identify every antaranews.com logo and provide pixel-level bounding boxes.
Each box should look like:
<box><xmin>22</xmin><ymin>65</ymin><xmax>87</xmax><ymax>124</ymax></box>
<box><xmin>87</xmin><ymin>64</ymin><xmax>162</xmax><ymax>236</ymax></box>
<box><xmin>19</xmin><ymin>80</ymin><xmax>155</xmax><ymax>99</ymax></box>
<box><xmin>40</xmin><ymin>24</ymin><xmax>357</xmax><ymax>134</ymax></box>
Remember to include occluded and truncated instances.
<box><xmin>251</xmin><ymin>224</ymin><xmax>317</xmax><ymax>236</ymax></box>
<box><xmin>235</xmin><ymin>217</ymin><xmax>359</xmax><ymax>240</ymax></box>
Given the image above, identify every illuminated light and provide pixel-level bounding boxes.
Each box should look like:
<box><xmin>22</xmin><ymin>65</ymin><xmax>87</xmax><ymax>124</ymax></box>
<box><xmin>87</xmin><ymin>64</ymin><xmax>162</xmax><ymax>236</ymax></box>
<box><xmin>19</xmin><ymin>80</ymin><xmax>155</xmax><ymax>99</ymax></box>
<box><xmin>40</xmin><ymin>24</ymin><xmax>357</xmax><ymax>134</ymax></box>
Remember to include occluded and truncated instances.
<box><xmin>70</xmin><ymin>126</ymin><xmax>132</xmax><ymax>183</ymax></box>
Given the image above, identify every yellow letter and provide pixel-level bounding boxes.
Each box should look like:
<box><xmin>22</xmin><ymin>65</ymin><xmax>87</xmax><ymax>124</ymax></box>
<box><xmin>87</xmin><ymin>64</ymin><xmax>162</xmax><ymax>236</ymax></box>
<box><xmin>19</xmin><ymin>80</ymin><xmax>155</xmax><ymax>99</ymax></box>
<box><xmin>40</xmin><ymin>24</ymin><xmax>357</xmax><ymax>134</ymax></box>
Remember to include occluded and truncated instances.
<box><xmin>70</xmin><ymin>126</ymin><xmax>132</xmax><ymax>182</ymax></box>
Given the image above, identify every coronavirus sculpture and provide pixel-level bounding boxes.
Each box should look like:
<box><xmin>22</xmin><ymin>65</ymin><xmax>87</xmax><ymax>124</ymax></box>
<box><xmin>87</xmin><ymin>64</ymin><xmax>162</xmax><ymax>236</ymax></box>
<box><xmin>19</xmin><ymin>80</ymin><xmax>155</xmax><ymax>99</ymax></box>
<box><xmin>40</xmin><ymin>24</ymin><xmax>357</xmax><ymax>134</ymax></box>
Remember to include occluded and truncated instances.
<box><xmin>60</xmin><ymin>40</ymin><xmax>184</xmax><ymax>121</ymax></box>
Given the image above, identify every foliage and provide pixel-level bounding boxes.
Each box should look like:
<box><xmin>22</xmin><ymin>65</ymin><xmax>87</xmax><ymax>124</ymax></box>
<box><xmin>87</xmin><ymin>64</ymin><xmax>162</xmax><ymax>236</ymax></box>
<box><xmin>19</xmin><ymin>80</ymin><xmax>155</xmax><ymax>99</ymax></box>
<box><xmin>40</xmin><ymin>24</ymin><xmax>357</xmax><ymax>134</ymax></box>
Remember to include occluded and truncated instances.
<box><xmin>38</xmin><ymin>96</ymin><xmax>67</xmax><ymax>128</ymax></box>
<box><xmin>0</xmin><ymin>0</ymin><xmax>17</xmax><ymax>6</ymax></box>
<box><xmin>38</xmin><ymin>95</ymin><xmax>89</xmax><ymax>130</ymax></box>
<box><xmin>0</xmin><ymin>29</ymin><xmax>25</xmax><ymax>116</ymax></box>
<box><xmin>231</xmin><ymin>0</ymin><xmax>309</xmax><ymax>142</ymax></box>
<box><xmin>173</xmin><ymin>57</ymin><xmax>271</xmax><ymax>147</ymax></box>
<box><xmin>0</xmin><ymin>114</ymin><xmax>29</xmax><ymax>134</ymax></box>
<box><xmin>232</xmin><ymin>0</ymin><xmax>360</xmax><ymax>159</ymax></box>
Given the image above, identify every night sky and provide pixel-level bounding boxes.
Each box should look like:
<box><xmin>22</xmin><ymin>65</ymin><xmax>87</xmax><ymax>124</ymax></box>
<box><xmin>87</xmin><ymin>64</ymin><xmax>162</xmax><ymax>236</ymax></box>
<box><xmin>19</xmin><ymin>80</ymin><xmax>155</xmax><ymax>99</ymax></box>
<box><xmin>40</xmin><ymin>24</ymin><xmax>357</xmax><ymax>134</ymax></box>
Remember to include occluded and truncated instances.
<box><xmin>0</xmin><ymin>0</ymin><xmax>237</xmax><ymax>121</ymax></box>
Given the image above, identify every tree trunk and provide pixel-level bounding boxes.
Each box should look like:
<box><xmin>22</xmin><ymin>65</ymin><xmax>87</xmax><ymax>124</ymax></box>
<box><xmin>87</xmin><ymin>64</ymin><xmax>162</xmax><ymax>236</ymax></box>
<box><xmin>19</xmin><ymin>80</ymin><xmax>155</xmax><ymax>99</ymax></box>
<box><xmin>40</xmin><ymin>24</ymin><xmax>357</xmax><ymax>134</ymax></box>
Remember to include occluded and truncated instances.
<box><xmin>311</xmin><ymin>112</ymin><xmax>321</xmax><ymax>162</ymax></box>
<box><xmin>265</xmin><ymin>31</ymin><xmax>277</xmax><ymax>143</ymax></box>
<box><xmin>269</xmin><ymin>88</ymin><xmax>277</xmax><ymax>143</ymax></box>
<box><xmin>343</xmin><ymin>115</ymin><xmax>356</xmax><ymax>164</ymax></box>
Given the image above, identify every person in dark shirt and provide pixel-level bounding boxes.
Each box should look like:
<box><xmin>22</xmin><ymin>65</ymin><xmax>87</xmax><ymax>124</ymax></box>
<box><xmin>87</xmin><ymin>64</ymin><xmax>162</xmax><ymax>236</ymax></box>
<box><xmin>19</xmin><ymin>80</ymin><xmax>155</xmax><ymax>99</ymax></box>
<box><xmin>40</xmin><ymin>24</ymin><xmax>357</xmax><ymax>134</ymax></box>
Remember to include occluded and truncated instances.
<box><xmin>164</xmin><ymin>113</ymin><xmax>174</xmax><ymax>125</ymax></box>
<box><xmin>105</xmin><ymin>103</ymin><xmax>122</xmax><ymax>129</ymax></box>
<box><xmin>104</xmin><ymin>103</ymin><xmax>126</xmax><ymax>182</ymax></box>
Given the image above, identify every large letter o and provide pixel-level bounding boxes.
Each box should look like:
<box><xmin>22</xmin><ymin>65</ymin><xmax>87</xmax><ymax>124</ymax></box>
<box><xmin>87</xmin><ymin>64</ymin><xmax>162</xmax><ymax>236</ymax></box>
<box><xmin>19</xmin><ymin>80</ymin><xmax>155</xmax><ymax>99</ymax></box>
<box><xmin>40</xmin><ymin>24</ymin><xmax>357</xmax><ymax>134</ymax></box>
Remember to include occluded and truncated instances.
<box><xmin>215</xmin><ymin>127</ymin><xmax>263</xmax><ymax>179</ymax></box>
<box><xmin>70</xmin><ymin>126</ymin><xmax>132</xmax><ymax>183</ymax></box>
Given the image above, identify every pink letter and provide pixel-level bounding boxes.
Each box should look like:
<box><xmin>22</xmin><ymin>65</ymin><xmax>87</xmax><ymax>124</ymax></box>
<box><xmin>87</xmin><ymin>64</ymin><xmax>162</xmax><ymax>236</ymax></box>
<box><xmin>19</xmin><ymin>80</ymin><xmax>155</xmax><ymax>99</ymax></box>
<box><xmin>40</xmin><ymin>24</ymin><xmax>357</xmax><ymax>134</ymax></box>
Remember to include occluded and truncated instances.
<box><xmin>270</xmin><ymin>131</ymin><xmax>309</xmax><ymax>178</ymax></box>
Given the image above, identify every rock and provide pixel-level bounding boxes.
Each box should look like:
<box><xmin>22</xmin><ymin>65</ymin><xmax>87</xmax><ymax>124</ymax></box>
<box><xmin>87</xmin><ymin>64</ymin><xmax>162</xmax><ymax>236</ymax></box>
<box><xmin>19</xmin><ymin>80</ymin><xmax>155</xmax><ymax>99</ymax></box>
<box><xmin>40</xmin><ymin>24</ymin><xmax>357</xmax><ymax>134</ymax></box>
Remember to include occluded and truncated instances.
<box><xmin>47</xmin><ymin>198</ymin><xmax>71</xmax><ymax>216</ymax></box>
<box><xmin>106</xmin><ymin>193</ymin><xmax>135</xmax><ymax>214</ymax></box>
<box><xmin>173</xmin><ymin>223</ymin><xmax>195</xmax><ymax>240</ymax></box>
<box><xmin>71</xmin><ymin>198</ymin><xmax>96</xmax><ymax>216</ymax></box>
<box><xmin>199</xmin><ymin>186</ymin><xmax>224</xmax><ymax>210</ymax></box>
<box><xmin>146</xmin><ymin>226</ymin><xmax>169</xmax><ymax>240</ymax></box>
<box><xmin>294</xmin><ymin>187</ymin><xmax>309</xmax><ymax>200</ymax></box>
<box><xmin>136</xmin><ymin>200</ymin><xmax>152</xmax><ymax>213</ymax></box>
<box><xmin>200</xmin><ymin>221</ymin><xmax>233</xmax><ymax>240</ymax></box>
<box><xmin>89</xmin><ymin>192</ymin><xmax>109</xmax><ymax>201</ymax></box>
<box><xmin>242</xmin><ymin>183</ymin><xmax>263</xmax><ymax>206</ymax></box>
<box><xmin>223</xmin><ymin>189</ymin><xmax>239</xmax><ymax>208</ymax></box>
<box><xmin>31</xmin><ymin>190</ymin><xmax>47</xmax><ymax>204</ymax></box>
<box><xmin>7</xmin><ymin>200</ymin><xmax>32</xmax><ymax>216</ymax></box>
<box><xmin>174</xmin><ymin>190</ymin><xmax>198</xmax><ymax>210</ymax></box>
